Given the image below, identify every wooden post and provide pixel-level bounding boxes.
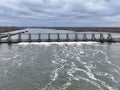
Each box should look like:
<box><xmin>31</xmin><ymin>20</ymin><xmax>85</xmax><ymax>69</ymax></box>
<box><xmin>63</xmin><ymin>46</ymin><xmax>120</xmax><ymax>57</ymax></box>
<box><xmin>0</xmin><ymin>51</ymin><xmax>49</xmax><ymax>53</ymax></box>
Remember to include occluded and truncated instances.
<box><xmin>99</xmin><ymin>33</ymin><xmax>104</xmax><ymax>42</ymax></box>
<box><xmin>107</xmin><ymin>33</ymin><xmax>112</xmax><ymax>42</ymax></box>
<box><xmin>66</xmin><ymin>33</ymin><xmax>69</xmax><ymax>42</ymax></box>
<box><xmin>91</xmin><ymin>34</ymin><xmax>96</xmax><ymax>41</ymax></box>
<box><xmin>18</xmin><ymin>33</ymin><xmax>21</xmax><ymax>42</ymax></box>
<box><xmin>28</xmin><ymin>33</ymin><xmax>31</xmax><ymax>42</ymax></box>
<box><xmin>48</xmin><ymin>33</ymin><xmax>51</xmax><ymax>42</ymax></box>
<box><xmin>57</xmin><ymin>33</ymin><xmax>60</xmax><ymax>42</ymax></box>
<box><xmin>83</xmin><ymin>34</ymin><xmax>87</xmax><ymax>41</ymax></box>
<box><xmin>7</xmin><ymin>34</ymin><xmax>11</xmax><ymax>43</ymax></box>
<box><xmin>74</xmin><ymin>33</ymin><xmax>78</xmax><ymax>41</ymax></box>
<box><xmin>38</xmin><ymin>33</ymin><xmax>41</xmax><ymax>42</ymax></box>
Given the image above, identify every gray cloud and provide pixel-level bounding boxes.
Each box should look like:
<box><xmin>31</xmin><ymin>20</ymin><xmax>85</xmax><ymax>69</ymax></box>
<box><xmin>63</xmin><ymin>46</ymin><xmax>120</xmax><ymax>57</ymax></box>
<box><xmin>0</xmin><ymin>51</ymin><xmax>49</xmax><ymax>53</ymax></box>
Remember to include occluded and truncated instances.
<box><xmin>0</xmin><ymin>0</ymin><xmax>120</xmax><ymax>26</ymax></box>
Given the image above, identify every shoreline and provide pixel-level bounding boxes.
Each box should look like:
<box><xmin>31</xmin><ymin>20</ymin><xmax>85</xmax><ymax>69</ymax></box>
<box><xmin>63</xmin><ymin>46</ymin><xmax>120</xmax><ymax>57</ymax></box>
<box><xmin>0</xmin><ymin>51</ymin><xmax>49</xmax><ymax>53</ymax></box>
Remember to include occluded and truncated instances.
<box><xmin>0</xmin><ymin>27</ymin><xmax>26</xmax><ymax>33</ymax></box>
<box><xmin>38</xmin><ymin>27</ymin><xmax>120</xmax><ymax>33</ymax></box>
<box><xmin>0</xmin><ymin>27</ymin><xmax>120</xmax><ymax>33</ymax></box>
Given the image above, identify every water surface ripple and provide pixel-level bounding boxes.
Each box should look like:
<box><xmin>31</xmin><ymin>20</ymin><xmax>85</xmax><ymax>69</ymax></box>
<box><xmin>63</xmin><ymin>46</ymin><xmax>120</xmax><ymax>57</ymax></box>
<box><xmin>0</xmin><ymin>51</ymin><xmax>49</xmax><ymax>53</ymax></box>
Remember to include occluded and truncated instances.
<box><xmin>0</xmin><ymin>42</ymin><xmax>120</xmax><ymax>90</ymax></box>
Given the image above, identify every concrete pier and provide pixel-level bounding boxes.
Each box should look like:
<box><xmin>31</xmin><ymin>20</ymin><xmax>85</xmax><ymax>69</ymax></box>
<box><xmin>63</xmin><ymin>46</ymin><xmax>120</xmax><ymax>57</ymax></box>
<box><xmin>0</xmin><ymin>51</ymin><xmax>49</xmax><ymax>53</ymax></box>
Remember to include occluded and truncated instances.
<box><xmin>99</xmin><ymin>34</ymin><xmax>104</xmax><ymax>42</ymax></box>
<box><xmin>66</xmin><ymin>33</ymin><xmax>69</xmax><ymax>42</ymax></box>
<box><xmin>18</xmin><ymin>33</ymin><xmax>21</xmax><ymax>42</ymax></box>
<box><xmin>91</xmin><ymin>34</ymin><xmax>96</xmax><ymax>41</ymax></box>
<box><xmin>38</xmin><ymin>33</ymin><xmax>41</xmax><ymax>42</ymax></box>
<box><xmin>28</xmin><ymin>33</ymin><xmax>31</xmax><ymax>42</ymax></box>
<box><xmin>74</xmin><ymin>34</ymin><xmax>79</xmax><ymax>41</ymax></box>
<box><xmin>107</xmin><ymin>33</ymin><xmax>112</xmax><ymax>42</ymax></box>
<box><xmin>0</xmin><ymin>35</ymin><xmax>1</xmax><ymax>43</ymax></box>
<box><xmin>0</xmin><ymin>38</ymin><xmax>1</xmax><ymax>44</ymax></box>
<box><xmin>57</xmin><ymin>33</ymin><xmax>60</xmax><ymax>42</ymax></box>
<box><xmin>48</xmin><ymin>33</ymin><xmax>51</xmax><ymax>42</ymax></box>
<box><xmin>83</xmin><ymin>34</ymin><xmax>87</xmax><ymax>41</ymax></box>
<box><xmin>7</xmin><ymin>34</ymin><xmax>11</xmax><ymax>43</ymax></box>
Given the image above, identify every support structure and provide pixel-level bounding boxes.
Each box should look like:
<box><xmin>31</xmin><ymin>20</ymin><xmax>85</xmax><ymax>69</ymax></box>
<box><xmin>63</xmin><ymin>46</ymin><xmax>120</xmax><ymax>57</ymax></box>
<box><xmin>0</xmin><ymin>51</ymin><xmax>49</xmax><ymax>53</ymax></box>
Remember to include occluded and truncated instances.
<box><xmin>66</xmin><ymin>33</ymin><xmax>69</xmax><ymax>42</ymax></box>
<box><xmin>7</xmin><ymin>34</ymin><xmax>11</xmax><ymax>43</ymax></box>
<box><xmin>74</xmin><ymin>34</ymin><xmax>79</xmax><ymax>41</ymax></box>
<box><xmin>107</xmin><ymin>33</ymin><xmax>112</xmax><ymax>42</ymax></box>
<box><xmin>0</xmin><ymin>33</ymin><xmax>119</xmax><ymax>43</ymax></box>
<box><xmin>91</xmin><ymin>34</ymin><xmax>96</xmax><ymax>41</ymax></box>
<box><xmin>0</xmin><ymin>35</ymin><xmax>1</xmax><ymax>43</ymax></box>
<box><xmin>83</xmin><ymin>34</ymin><xmax>87</xmax><ymax>41</ymax></box>
<box><xmin>48</xmin><ymin>33</ymin><xmax>51</xmax><ymax>42</ymax></box>
<box><xmin>57</xmin><ymin>33</ymin><xmax>60</xmax><ymax>42</ymax></box>
<box><xmin>38</xmin><ymin>33</ymin><xmax>41</xmax><ymax>42</ymax></box>
<box><xmin>28</xmin><ymin>33</ymin><xmax>31</xmax><ymax>42</ymax></box>
<box><xmin>99</xmin><ymin>34</ymin><xmax>104</xmax><ymax>42</ymax></box>
<box><xmin>18</xmin><ymin>33</ymin><xmax>21</xmax><ymax>42</ymax></box>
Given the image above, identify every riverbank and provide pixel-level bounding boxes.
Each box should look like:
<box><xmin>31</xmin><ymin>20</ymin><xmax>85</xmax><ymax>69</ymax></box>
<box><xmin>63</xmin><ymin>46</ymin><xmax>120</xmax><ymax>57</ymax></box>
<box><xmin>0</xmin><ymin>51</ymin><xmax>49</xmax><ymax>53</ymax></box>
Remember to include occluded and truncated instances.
<box><xmin>0</xmin><ymin>27</ymin><xmax>26</xmax><ymax>33</ymax></box>
<box><xmin>37</xmin><ymin>27</ymin><xmax>120</xmax><ymax>33</ymax></box>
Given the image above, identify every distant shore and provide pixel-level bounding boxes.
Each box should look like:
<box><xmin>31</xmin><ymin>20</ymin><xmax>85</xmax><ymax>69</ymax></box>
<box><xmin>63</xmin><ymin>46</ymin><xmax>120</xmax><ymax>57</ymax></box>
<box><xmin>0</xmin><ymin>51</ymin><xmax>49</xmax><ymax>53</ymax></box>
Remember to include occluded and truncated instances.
<box><xmin>0</xmin><ymin>27</ymin><xmax>26</xmax><ymax>33</ymax></box>
<box><xmin>37</xmin><ymin>27</ymin><xmax>120</xmax><ymax>33</ymax></box>
<box><xmin>0</xmin><ymin>27</ymin><xmax>120</xmax><ymax>33</ymax></box>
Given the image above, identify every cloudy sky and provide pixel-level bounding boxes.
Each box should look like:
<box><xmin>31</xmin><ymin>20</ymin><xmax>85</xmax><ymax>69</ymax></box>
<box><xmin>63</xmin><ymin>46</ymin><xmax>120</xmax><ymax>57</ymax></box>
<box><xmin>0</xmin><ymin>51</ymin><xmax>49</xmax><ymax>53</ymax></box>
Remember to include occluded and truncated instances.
<box><xmin>0</xmin><ymin>0</ymin><xmax>120</xmax><ymax>27</ymax></box>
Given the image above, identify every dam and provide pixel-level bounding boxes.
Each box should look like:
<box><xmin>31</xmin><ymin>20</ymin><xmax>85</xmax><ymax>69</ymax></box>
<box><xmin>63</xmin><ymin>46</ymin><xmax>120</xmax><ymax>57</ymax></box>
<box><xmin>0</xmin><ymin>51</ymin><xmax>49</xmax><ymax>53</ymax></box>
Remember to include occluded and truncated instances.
<box><xmin>0</xmin><ymin>32</ymin><xmax>120</xmax><ymax>43</ymax></box>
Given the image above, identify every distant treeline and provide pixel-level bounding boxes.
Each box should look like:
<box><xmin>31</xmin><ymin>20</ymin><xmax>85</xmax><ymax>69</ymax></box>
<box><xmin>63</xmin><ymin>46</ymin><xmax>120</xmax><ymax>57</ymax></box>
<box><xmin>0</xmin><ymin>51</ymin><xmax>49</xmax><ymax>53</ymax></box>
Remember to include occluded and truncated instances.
<box><xmin>0</xmin><ymin>26</ymin><xmax>120</xmax><ymax>33</ymax></box>
<box><xmin>0</xmin><ymin>27</ymin><xmax>26</xmax><ymax>33</ymax></box>
<box><xmin>33</xmin><ymin>27</ymin><xmax>120</xmax><ymax>33</ymax></box>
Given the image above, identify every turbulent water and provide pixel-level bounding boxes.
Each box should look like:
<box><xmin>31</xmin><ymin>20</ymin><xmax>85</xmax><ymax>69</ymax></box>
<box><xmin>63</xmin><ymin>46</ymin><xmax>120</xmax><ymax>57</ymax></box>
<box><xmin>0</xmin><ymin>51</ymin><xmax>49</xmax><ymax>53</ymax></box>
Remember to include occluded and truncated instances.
<box><xmin>0</xmin><ymin>42</ymin><xmax>120</xmax><ymax>90</ymax></box>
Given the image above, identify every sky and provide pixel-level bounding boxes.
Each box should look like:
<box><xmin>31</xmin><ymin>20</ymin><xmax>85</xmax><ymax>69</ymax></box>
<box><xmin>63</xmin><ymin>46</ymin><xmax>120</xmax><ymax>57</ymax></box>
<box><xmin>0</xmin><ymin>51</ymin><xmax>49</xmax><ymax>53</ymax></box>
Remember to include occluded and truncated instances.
<box><xmin>0</xmin><ymin>0</ymin><xmax>120</xmax><ymax>27</ymax></box>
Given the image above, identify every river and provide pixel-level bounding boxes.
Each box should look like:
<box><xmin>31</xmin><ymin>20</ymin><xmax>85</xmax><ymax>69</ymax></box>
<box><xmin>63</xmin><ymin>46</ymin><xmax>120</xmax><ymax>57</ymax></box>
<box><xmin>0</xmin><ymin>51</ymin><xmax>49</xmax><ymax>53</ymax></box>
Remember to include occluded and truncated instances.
<box><xmin>0</xmin><ymin>28</ymin><xmax>120</xmax><ymax>90</ymax></box>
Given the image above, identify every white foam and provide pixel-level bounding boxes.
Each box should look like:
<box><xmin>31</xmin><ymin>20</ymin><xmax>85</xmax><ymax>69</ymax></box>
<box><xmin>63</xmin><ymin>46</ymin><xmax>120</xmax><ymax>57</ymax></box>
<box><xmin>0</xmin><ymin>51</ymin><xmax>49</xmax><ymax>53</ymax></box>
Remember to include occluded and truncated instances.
<box><xmin>13</xmin><ymin>55</ymin><xmax>21</xmax><ymax>59</ymax></box>
<box><xmin>67</xmin><ymin>69</ymin><xmax>75</xmax><ymax>77</ymax></box>
<box><xmin>99</xmin><ymin>51</ymin><xmax>112</xmax><ymax>64</ymax></box>
<box><xmin>3</xmin><ymin>69</ymin><xmax>8</xmax><ymax>78</ymax></box>
<box><xmin>50</xmin><ymin>65</ymin><xmax>64</xmax><ymax>81</ymax></box>
<box><xmin>73</xmin><ymin>76</ymin><xmax>103</xmax><ymax>90</ymax></box>
<box><xmin>18</xmin><ymin>42</ymin><xmax>98</xmax><ymax>46</ymax></box>
<box><xmin>18</xmin><ymin>42</ymin><xmax>51</xmax><ymax>47</ymax></box>
<box><xmin>62</xmin><ymin>82</ymin><xmax>72</xmax><ymax>89</ymax></box>
<box><xmin>18</xmin><ymin>63</ymin><xmax>22</xmax><ymax>67</ymax></box>
<box><xmin>96</xmin><ymin>72</ymin><xmax>118</xmax><ymax>84</ymax></box>
<box><xmin>79</xmin><ymin>51</ymin><xmax>85</xmax><ymax>54</ymax></box>
<box><xmin>2</xmin><ymin>58</ymin><xmax>11</xmax><ymax>61</ymax></box>
<box><xmin>74</xmin><ymin>67</ymin><xmax>98</xmax><ymax>81</ymax></box>
<box><xmin>51</xmin><ymin>60</ymin><xmax>57</xmax><ymax>64</ymax></box>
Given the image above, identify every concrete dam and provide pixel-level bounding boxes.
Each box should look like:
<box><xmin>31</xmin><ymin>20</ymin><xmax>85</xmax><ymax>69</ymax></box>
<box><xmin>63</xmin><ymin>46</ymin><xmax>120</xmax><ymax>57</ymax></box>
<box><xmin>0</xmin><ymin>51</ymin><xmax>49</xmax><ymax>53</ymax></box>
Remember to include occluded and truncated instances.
<box><xmin>0</xmin><ymin>32</ymin><xmax>120</xmax><ymax>43</ymax></box>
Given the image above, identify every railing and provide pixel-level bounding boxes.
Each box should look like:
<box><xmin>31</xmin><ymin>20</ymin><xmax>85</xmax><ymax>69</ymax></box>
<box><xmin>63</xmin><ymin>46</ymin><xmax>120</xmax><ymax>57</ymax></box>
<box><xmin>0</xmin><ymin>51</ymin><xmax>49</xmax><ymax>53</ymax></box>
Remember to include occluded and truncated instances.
<box><xmin>0</xmin><ymin>33</ymin><xmax>120</xmax><ymax>43</ymax></box>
